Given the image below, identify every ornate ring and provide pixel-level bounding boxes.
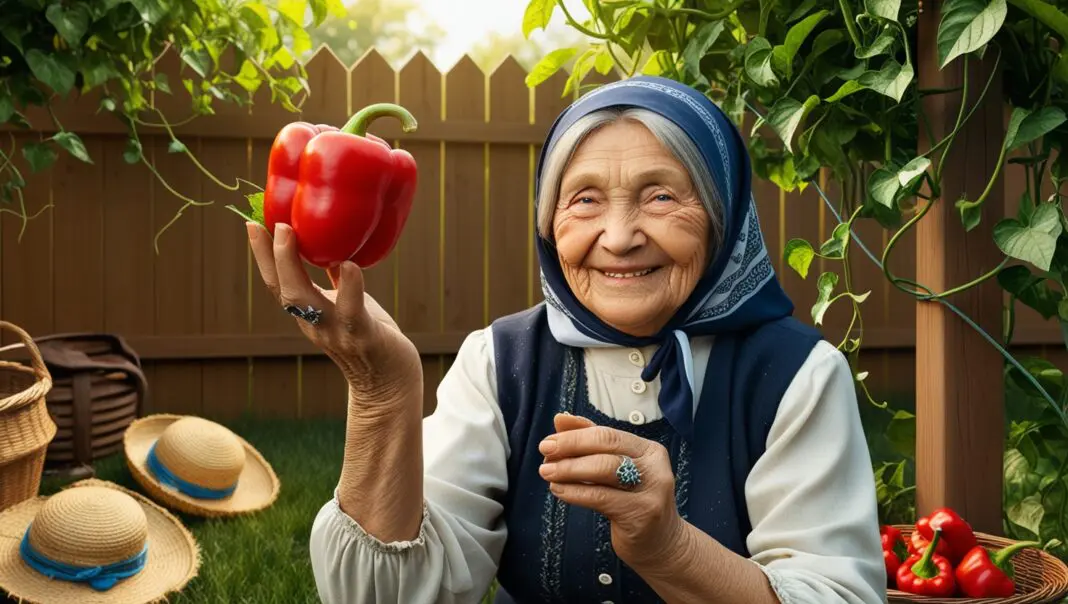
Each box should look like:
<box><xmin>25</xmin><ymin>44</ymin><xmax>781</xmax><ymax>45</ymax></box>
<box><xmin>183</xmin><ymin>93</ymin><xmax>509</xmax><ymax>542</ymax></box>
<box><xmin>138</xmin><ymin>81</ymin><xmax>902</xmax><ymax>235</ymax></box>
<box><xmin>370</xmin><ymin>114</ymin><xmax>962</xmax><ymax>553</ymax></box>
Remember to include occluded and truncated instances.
<box><xmin>284</xmin><ymin>304</ymin><xmax>323</xmax><ymax>326</ymax></box>
<box><xmin>615</xmin><ymin>455</ymin><xmax>641</xmax><ymax>489</ymax></box>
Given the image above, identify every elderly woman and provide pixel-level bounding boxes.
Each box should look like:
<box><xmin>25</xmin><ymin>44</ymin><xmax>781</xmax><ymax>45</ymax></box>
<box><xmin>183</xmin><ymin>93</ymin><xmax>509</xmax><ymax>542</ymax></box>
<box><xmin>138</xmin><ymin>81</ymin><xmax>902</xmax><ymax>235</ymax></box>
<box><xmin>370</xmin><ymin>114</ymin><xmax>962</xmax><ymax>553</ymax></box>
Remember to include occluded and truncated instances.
<box><xmin>246</xmin><ymin>75</ymin><xmax>886</xmax><ymax>603</ymax></box>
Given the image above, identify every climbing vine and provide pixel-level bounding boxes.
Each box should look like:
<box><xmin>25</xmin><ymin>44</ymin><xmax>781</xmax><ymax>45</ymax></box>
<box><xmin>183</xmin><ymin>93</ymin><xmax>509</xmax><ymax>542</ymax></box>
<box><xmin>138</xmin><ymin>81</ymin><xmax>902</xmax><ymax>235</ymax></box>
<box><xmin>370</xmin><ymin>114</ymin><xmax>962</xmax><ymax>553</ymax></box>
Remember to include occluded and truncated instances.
<box><xmin>0</xmin><ymin>0</ymin><xmax>344</xmax><ymax>246</ymax></box>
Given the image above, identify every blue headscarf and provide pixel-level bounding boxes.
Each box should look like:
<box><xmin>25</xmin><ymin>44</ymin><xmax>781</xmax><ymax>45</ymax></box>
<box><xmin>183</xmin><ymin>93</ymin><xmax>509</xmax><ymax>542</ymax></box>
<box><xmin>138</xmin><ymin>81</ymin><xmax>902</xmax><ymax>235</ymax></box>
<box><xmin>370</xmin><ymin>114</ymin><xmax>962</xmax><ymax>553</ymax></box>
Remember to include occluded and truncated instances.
<box><xmin>534</xmin><ymin>75</ymin><xmax>795</xmax><ymax>441</ymax></box>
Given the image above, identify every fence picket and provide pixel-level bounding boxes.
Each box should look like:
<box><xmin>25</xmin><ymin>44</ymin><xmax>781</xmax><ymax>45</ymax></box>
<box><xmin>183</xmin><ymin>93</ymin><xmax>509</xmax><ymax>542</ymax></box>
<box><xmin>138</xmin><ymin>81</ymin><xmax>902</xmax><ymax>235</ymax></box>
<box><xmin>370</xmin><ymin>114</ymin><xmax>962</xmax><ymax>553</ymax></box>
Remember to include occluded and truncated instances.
<box><xmin>488</xmin><ymin>57</ymin><xmax>534</xmax><ymax>321</ymax></box>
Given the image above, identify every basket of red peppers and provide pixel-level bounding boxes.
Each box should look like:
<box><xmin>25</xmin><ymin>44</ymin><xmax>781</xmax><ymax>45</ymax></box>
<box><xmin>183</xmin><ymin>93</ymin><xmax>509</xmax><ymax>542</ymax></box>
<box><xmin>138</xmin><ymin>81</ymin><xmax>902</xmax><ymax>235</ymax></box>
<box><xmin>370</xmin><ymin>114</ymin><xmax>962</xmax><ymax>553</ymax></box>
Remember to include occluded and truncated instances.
<box><xmin>884</xmin><ymin>507</ymin><xmax>1068</xmax><ymax>603</ymax></box>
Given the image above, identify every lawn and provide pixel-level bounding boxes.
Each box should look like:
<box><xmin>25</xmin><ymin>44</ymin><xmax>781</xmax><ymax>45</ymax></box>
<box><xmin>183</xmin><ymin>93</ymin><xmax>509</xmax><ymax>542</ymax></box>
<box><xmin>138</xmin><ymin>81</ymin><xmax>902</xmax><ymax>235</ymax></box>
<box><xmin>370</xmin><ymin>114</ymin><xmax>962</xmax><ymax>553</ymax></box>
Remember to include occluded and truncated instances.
<box><xmin>9</xmin><ymin>416</ymin><xmax>501</xmax><ymax>604</ymax></box>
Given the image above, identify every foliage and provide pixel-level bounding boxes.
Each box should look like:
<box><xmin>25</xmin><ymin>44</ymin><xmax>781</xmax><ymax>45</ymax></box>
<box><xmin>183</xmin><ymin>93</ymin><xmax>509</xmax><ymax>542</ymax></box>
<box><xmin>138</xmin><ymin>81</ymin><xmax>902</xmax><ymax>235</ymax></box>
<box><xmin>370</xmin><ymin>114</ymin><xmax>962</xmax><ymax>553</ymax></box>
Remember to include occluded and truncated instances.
<box><xmin>305</xmin><ymin>0</ymin><xmax>446</xmax><ymax>68</ymax></box>
<box><xmin>0</xmin><ymin>0</ymin><xmax>344</xmax><ymax>245</ymax></box>
<box><xmin>529</xmin><ymin>0</ymin><xmax>1068</xmax><ymax>552</ymax></box>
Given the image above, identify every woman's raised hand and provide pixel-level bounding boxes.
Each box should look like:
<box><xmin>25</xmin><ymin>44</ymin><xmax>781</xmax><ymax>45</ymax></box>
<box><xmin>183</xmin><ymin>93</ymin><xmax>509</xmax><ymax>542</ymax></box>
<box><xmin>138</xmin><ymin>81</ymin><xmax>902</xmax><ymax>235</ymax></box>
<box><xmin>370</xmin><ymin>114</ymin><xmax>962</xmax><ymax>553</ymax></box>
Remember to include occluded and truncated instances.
<box><xmin>246</xmin><ymin>222</ymin><xmax>422</xmax><ymax>403</ymax></box>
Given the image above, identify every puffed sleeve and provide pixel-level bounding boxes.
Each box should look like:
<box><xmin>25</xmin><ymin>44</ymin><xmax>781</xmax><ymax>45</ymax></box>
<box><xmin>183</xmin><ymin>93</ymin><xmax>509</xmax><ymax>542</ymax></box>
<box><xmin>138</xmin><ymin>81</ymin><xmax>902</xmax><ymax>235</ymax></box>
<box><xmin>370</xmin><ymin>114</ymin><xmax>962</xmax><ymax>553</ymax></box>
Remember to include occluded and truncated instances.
<box><xmin>308</xmin><ymin>327</ymin><xmax>510</xmax><ymax>604</ymax></box>
<box><xmin>744</xmin><ymin>339</ymin><xmax>888</xmax><ymax>604</ymax></box>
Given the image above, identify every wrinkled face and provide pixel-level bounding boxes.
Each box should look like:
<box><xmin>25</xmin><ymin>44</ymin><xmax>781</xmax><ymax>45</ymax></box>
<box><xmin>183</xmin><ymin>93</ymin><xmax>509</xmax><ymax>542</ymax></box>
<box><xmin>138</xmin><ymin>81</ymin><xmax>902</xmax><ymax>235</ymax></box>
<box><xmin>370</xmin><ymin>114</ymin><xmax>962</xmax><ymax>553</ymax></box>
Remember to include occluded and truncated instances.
<box><xmin>552</xmin><ymin>119</ymin><xmax>710</xmax><ymax>337</ymax></box>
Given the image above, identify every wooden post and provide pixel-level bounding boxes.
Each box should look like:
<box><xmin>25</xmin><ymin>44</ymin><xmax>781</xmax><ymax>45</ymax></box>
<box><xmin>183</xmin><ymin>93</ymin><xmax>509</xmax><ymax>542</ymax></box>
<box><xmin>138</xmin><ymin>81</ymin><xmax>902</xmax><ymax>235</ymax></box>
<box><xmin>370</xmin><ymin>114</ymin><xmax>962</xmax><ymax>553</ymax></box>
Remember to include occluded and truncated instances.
<box><xmin>915</xmin><ymin>1</ymin><xmax>1005</xmax><ymax>533</ymax></box>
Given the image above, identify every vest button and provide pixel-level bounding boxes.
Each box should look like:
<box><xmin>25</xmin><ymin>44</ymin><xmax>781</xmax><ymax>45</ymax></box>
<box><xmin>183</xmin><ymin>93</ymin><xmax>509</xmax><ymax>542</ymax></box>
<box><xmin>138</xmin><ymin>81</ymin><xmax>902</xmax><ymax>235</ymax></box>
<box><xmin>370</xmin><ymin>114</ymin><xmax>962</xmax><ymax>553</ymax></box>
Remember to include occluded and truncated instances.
<box><xmin>630</xmin><ymin>380</ymin><xmax>647</xmax><ymax>394</ymax></box>
<box><xmin>628</xmin><ymin>350</ymin><xmax>644</xmax><ymax>366</ymax></box>
<box><xmin>628</xmin><ymin>410</ymin><xmax>646</xmax><ymax>425</ymax></box>
<box><xmin>598</xmin><ymin>572</ymin><xmax>613</xmax><ymax>585</ymax></box>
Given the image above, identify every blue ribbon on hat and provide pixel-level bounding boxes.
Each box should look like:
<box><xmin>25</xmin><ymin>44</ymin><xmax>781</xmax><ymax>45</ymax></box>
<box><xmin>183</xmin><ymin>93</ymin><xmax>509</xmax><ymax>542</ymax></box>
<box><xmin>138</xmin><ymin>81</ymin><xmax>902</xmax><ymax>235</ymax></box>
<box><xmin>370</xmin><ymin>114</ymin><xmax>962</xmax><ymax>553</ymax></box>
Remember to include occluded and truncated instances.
<box><xmin>146</xmin><ymin>441</ymin><xmax>238</xmax><ymax>500</ymax></box>
<box><xmin>19</xmin><ymin>526</ymin><xmax>147</xmax><ymax>591</ymax></box>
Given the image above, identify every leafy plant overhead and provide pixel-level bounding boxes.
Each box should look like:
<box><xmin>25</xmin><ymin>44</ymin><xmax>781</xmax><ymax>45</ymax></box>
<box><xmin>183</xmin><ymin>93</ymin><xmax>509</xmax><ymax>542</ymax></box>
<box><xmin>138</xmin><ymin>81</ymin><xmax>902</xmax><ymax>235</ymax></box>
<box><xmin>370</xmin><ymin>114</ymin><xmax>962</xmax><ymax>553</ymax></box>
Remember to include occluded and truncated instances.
<box><xmin>527</xmin><ymin>0</ymin><xmax>1068</xmax><ymax>553</ymax></box>
<box><xmin>0</xmin><ymin>0</ymin><xmax>344</xmax><ymax>245</ymax></box>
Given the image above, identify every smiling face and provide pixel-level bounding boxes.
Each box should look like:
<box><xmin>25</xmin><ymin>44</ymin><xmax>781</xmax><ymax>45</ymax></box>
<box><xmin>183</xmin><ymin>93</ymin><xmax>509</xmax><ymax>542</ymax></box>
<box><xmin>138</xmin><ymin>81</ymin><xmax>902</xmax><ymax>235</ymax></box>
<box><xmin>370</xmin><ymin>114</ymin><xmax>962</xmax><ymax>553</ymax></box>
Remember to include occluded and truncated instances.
<box><xmin>552</xmin><ymin>119</ymin><xmax>711</xmax><ymax>337</ymax></box>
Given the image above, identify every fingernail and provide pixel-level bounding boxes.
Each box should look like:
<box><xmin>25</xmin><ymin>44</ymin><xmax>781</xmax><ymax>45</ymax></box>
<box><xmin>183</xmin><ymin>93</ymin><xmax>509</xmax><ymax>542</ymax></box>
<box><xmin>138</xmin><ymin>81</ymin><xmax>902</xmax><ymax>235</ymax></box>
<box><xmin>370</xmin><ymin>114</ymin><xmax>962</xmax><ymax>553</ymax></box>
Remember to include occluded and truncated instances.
<box><xmin>275</xmin><ymin>224</ymin><xmax>290</xmax><ymax>245</ymax></box>
<box><xmin>539</xmin><ymin>463</ymin><xmax>556</xmax><ymax>479</ymax></box>
<box><xmin>246</xmin><ymin>222</ymin><xmax>258</xmax><ymax>241</ymax></box>
<box><xmin>539</xmin><ymin>438</ymin><xmax>557</xmax><ymax>455</ymax></box>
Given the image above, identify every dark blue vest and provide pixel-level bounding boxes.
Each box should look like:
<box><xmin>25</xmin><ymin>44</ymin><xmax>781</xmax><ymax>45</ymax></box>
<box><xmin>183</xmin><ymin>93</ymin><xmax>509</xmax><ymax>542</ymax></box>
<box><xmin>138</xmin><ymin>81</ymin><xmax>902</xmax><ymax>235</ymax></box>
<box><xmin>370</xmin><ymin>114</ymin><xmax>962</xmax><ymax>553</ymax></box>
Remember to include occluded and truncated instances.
<box><xmin>488</xmin><ymin>303</ymin><xmax>822</xmax><ymax>604</ymax></box>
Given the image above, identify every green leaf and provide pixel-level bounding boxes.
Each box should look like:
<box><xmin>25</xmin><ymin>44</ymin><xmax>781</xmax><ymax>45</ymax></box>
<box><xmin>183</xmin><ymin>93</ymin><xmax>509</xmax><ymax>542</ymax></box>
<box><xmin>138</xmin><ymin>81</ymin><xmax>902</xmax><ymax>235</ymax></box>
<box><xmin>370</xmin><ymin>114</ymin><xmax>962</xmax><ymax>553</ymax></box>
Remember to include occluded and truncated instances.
<box><xmin>994</xmin><ymin>204</ymin><xmax>1064</xmax><ymax>271</ymax></box>
<box><xmin>866</xmin><ymin>0</ymin><xmax>902</xmax><ymax>20</ymax></box>
<box><xmin>856</xmin><ymin>27</ymin><xmax>898</xmax><ymax>58</ymax></box>
<box><xmin>825</xmin><ymin>80</ymin><xmax>864</xmax><ymax>102</ymax></box>
<box><xmin>820</xmin><ymin>222</ymin><xmax>851</xmax><ymax>258</ymax></box>
<box><xmin>594</xmin><ymin>47</ymin><xmax>615</xmax><ymax>75</ymax></box>
<box><xmin>527</xmin><ymin>48</ymin><xmax>577</xmax><ymax>88</ymax></box>
<box><xmin>858</xmin><ymin>59</ymin><xmax>914</xmax><ymax>102</ymax></box>
<box><xmin>898</xmin><ymin>157</ymin><xmax>931</xmax><ymax>189</ymax></box>
<box><xmin>1</xmin><ymin>24</ymin><xmax>25</xmax><ymax>53</ymax></box>
<box><xmin>868</xmin><ymin>167</ymin><xmax>901</xmax><ymax>207</ymax></box>
<box><xmin>0</xmin><ymin>95</ymin><xmax>12</xmax><ymax>123</ymax></box>
<box><xmin>937</xmin><ymin>0</ymin><xmax>1007</xmax><ymax>68</ymax></box>
<box><xmin>80</xmin><ymin>55</ymin><xmax>120</xmax><ymax>89</ymax></box>
<box><xmin>168</xmin><ymin>140</ymin><xmax>188</xmax><ymax>154</ymax></box>
<box><xmin>1008</xmin><ymin>493</ymin><xmax>1045</xmax><ymax>537</ymax></box>
<box><xmin>787</xmin><ymin>0</ymin><xmax>820</xmax><ymax>21</ymax></box>
<box><xmin>123</xmin><ymin>138</ymin><xmax>143</xmax><ymax>164</ymax></box>
<box><xmin>999</xmin><ymin>265</ymin><xmax>1061</xmax><ymax>319</ymax></box>
<box><xmin>227</xmin><ymin>191</ymin><xmax>266</xmax><ymax>225</ymax></box>
<box><xmin>181</xmin><ymin>47</ymin><xmax>212</xmax><ymax>79</ymax></box>
<box><xmin>886</xmin><ymin>410</ymin><xmax>916</xmax><ymax>459</ymax></box>
<box><xmin>784</xmin><ymin>238</ymin><xmax>815</xmax><ymax>278</ymax></box>
<box><xmin>774</xmin><ymin>10</ymin><xmax>829</xmax><ymax>78</ymax></box>
<box><xmin>641</xmin><ymin>50</ymin><xmax>674</xmax><ymax>76</ymax></box>
<box><xmin>523</xmin><ymin>0</ymin><xmax>556</xmax><ymax>38</ymax></box>
<box><xmin>744</xmin><ymin>37</ymin><xmax>779</xmax><ymax>87</ymax></box>
<box><xmin>52</xmin><ymin>132</ymin><xmax>92</xmax><ymax>164</ymax></box>
<box><xmin>25</xmin><ymin>50</ymin><xmax>76</xmax><ymax>96</ymax></box>
<box><xmin>46</xmin><ymin>4</ymin><xmax>90</xmax><ymax>46</ymax></box>
<box><xmin>129</xmin><ymin>0</ymin><xmax>168</xmax><ymax>24</ymax></box>
<box><xmin>812</xmin><ymin>272</ymin><xmax>839</xmax><ymax>325</ymax></box>
<box><xmin>22</xmin><ymin>142</ymin><xmax>57</xmax><ymax>173</ymax></box>
<box><xmin>682</xmin><ymin>20</ymin><xmax>725</xmax><ymax>81</ymax></box>
<box><xmin>766</xmin><ymin>95</ymin><xmax>820</xmax><ymax>153</ymax></box>
<box><xmin>1007</xmin><ymin>107</ymin><xmax>1067</xmax><ymax>152</ymax></box>
<box><xmin>154</xmin><ymin>73</ymin><xmax>172</xmax><ymax>95</ymax></box>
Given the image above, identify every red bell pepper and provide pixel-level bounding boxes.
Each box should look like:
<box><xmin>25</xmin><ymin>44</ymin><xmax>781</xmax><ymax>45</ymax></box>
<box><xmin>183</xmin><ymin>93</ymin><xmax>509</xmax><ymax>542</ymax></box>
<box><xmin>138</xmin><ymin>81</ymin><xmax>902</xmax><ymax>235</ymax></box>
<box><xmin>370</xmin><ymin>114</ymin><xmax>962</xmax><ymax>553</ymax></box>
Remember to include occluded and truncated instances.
<box><xmin>908</xmin><ymin>528</ymin><xmax>951</xmax><ymax>559</ymax></box>
<box><xmin>915</xmin><ymin>507</ymin><xmax>978</xmax><ymax>564</ymax></box>
<box><xmin>881</xmin><ymin>526</ymin><xmax>907</xmax><ymax>585</ymax></box>
<box><xmin>954</xmin><ymin>540</ymin><xmax>1042</xmax><ymax>598</ymax></box>
<box><xmin>896</xmin><ymin>528</ymin><xmax>956</xmax><ymax>597</ymax></box>
<box><xmin>262</xmin><ymin>102</ymin><xmax>419</xmax><ymax>268</ymax></box>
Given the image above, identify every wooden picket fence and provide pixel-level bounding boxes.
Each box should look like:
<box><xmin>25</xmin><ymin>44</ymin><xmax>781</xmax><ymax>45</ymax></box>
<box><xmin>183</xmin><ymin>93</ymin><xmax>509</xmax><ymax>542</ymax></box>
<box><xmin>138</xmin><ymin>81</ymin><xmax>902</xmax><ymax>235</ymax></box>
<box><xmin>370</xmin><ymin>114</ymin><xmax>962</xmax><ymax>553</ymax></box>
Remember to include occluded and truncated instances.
<box><xmin>0</xmin><ymin>46</ymin><xmax>1059</xmax><ymax>420</ymax></box>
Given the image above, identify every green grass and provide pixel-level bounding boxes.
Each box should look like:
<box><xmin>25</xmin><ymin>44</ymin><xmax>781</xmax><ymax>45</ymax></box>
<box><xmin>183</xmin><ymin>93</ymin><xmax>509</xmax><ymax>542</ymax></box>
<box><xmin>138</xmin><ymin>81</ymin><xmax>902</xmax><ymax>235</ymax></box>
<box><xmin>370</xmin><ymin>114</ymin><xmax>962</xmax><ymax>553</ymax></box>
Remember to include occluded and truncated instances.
<box><xmin>35</xmin><ymin>417</ymin><xmax>349</xmax><ymax>604</ymax></box>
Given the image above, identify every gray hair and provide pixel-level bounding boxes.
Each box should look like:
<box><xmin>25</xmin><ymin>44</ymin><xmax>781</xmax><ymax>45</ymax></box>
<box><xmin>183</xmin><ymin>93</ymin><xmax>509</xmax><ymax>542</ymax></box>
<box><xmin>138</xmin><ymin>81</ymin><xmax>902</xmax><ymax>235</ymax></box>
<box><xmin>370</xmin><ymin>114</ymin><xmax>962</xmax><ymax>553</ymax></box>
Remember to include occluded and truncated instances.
<box><xmin>536</xmin><ymin>107</ymin><xmax>724</xmax><ymax>253</ymax></box>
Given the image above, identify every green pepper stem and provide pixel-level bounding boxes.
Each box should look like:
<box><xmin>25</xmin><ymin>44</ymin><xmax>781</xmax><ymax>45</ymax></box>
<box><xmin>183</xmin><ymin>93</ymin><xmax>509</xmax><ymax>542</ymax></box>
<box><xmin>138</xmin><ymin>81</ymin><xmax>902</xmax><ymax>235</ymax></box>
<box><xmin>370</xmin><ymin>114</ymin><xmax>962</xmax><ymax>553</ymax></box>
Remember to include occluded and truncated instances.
<box><xmin>992</xmin><ymin>540</ymin><xmax>1042</xmax><ymax>575</ymax></box>
<box><xmin>341</xmin><ymin>103</ymin><xmax>418</xmax><ymax>137</ymax></box>
<box><xmin>911</xmin><ymin>528</ymin><xmax>943</xmax><ymax>579</ymax></box>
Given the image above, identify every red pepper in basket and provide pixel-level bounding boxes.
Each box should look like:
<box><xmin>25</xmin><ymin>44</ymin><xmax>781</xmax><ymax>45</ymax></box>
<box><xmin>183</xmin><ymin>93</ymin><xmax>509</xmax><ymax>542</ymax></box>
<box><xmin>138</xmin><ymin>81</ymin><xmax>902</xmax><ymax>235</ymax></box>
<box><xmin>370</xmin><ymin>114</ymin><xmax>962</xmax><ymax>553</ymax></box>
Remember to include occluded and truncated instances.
<box><xmin>915</xmin><ymin>507</ymin><xmax>978</xmax><ymax>564</ymax></box>
<box><xmin>881</xmin><ymin>526</ymin><xmax>907</xmax><ymax>585</ymax></box>
<box><xmin>908</xmin><ymin>528</ymin><xmax>951</xmax><ymax>559</ymax></box>
<box><xmin>896</xmin><ymin>528</ymin><xmax>956</xmax><ymax>597</ymax></box>
<box><xmin>263</xmin><ymin>103</ymin><xmax>419</xmax><ymax>269</ymax></box>
<box><xmin>954</xmin><ymin>540</ymin><xmax>1042</xmax><ymax>598</ymax></box>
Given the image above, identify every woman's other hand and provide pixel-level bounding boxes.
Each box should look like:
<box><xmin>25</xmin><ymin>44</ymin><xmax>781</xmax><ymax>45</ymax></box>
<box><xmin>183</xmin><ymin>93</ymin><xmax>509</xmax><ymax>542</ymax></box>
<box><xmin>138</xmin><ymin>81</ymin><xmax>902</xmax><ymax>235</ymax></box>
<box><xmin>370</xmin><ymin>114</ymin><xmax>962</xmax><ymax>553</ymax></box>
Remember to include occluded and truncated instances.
<box><xmin>538</xmin><ymin>414</ymin><xmax>687</xmax><ymax>572</ymax></box>
<box><xmin>247</xmin><ymin>222</ymin><xmax>422</xmax><ymax>405</ymax></box>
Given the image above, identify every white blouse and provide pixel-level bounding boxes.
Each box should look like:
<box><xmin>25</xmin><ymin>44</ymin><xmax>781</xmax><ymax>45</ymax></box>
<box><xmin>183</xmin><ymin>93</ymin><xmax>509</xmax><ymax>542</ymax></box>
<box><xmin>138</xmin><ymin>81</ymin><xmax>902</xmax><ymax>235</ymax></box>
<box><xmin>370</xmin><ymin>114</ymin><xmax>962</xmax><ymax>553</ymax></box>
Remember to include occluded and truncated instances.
<box><xmin>308</xmin><ymin>327</ymin><xmax>888</xmax><ymax>604</ymax></box>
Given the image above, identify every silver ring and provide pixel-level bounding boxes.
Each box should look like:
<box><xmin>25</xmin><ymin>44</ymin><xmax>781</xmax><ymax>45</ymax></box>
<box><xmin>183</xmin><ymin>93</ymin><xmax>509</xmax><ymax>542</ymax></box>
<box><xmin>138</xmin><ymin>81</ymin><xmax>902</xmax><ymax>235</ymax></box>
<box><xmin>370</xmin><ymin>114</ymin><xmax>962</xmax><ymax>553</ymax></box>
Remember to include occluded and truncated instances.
<box><xmin>284</xmin><ymin>304</ymin><xmax>323</xmax><ymax>326</ymax></box>
<box><xmin>615</xmin><ymin>455</ymin><xmax>641</xmax><ymax>489</ymax></box>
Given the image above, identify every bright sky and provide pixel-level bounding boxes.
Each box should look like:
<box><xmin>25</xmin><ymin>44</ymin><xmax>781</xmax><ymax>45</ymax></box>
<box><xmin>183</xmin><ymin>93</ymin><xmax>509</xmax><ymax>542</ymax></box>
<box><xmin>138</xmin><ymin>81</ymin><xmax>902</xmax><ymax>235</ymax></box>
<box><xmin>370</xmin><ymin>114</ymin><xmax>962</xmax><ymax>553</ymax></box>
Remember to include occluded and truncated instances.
<box><xmin>415</xmin><ymin>0</ymin><xmax>591</xmax><ymax>69</ymax></box>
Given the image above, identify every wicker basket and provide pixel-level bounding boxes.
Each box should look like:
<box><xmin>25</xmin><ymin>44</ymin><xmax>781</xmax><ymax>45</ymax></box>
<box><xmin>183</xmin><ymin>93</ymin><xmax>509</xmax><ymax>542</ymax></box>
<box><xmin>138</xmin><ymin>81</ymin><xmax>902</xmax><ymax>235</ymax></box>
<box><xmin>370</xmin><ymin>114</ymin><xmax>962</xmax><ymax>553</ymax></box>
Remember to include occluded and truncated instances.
<box><xmin>888</xmin><ymin>525</ymin><xmax>1068</xmax><ymax>603</ymax></box>
<box><xmin>0</xmin><ymin>321</ymin><xmax>55</xmax><ymax>513</ymax></box>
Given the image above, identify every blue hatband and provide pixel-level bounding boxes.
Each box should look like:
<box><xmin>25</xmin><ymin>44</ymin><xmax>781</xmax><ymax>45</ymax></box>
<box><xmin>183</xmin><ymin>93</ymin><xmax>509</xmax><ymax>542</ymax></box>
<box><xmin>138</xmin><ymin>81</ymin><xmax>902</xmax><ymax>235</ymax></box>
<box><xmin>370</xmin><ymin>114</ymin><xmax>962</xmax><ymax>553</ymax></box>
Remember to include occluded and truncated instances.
<box><xmin>19</xmin><ymin>526</ymin><xmax>147</xmax><ymax>591</ymax></box>
<box><xmin>146</xmin><ymin>441</ymin><xmax>238</xmax><ymax>500</ymax></box>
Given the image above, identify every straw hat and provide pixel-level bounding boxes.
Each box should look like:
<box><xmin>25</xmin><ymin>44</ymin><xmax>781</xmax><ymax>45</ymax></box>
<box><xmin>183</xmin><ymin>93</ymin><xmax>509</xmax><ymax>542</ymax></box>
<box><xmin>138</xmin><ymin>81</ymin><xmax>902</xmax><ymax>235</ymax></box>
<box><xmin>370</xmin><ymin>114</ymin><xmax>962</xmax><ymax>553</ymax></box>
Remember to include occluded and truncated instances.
<box><xmin>0</xmin><ymin>479</ymin><xmax>198</xmax><ymax>604</ymax></box>
<box><xmin>123</xmin><ymin>414</ymin><xmax>280</xmax><ymax>517</ymax></box>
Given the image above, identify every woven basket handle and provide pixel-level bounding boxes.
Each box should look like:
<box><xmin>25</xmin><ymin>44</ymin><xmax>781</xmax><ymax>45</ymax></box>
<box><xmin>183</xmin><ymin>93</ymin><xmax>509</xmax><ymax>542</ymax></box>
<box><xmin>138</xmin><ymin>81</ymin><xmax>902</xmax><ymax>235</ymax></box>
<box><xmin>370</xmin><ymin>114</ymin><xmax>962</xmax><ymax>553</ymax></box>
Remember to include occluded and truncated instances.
<box><xmin>0</xmin><ymin>321</ymin><xmax>53</xmax><ymax>413</ymax></box>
